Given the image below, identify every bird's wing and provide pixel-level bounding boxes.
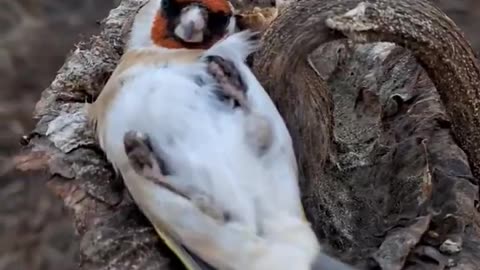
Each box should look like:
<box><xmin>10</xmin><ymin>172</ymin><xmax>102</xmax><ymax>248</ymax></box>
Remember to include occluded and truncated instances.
<box><xmin>121</xmin><ymin>130</ymin><xmax>263</xmax><ymax>270</ymax></box>
<box><xmin>152</xmin><ymin>221</ymin><xmax>215</xmax><ymax>270</ymax></box>
<box><xmin>119</xmin><ymin>165</ymin><xmax>219</xmax><ymax>270</ymax></box>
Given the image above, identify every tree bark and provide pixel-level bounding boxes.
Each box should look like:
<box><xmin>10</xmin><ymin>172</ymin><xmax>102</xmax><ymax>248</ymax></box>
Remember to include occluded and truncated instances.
<box><xmin>16</xmin><ymin>0</ymin><xmax>480</xmax><ymax>269</ymax></box>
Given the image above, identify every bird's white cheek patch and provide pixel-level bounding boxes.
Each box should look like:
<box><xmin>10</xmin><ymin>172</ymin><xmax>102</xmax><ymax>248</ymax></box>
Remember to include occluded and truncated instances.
<box><xmin>181</xmin><ymin>8</ymin><xmax>205</xmax><ymax>30</ymax></box>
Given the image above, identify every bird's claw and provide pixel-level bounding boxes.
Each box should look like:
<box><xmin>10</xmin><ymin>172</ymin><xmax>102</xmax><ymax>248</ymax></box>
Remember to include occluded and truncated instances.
<box><xmin>124</xmin><ymin>131</ymin><xmax>190</xmax><ymax>198</ymax></box>
<box><xmin>205</xmin><ymin>55</ymin><xmax>250</xmax><ymax>110</ymax></box>
<box><xmin>123</xmin><ymin>130</ymin><xmax>226</xmax><ymax>221</ymax></box>
<box><xmin>123</xmin><ymin>131</ymin><xmax>259</xmax><ymax>269</ymax></box>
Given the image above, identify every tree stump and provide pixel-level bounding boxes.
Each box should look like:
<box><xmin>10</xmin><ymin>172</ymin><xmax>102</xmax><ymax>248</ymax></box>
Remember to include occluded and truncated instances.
<box><xmin>16</xmin><ymin>0</ymin><xmax>480</xmax><ymax>269</ymax></box>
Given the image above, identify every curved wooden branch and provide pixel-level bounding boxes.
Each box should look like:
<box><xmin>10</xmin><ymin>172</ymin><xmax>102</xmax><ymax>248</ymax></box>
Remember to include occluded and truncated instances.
<box><xmin>254</xmin><ymin>0</ymin><xmax>480</xmax><ymax>178</ymax></box>
<box><xmin>253</xmin><ymin>0</ymin><xmax>480</xmax><ymax>269</ymax></box>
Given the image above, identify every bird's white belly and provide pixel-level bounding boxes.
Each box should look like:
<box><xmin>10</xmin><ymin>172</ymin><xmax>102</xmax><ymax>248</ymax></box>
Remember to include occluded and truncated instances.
<box><xmin>102</xmin><ymin>66</ymin><xmax>262</xmax><ymax>230</ymax></box>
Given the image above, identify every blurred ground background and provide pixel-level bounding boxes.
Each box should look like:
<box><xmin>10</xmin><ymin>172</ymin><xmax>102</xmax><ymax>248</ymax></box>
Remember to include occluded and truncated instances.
<box><xmin>0</xmin><ymin>1</ymin><xmax>117</xmax><ymax>269</ymax></box>
<box><xmin>0</xmin><ymin>0</ymin><xmax>478</xmax><ymax>269</ymax></box>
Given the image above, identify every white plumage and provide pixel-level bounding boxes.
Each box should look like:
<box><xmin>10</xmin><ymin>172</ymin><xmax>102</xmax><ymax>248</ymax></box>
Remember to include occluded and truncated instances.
<box><xmin>127</xmin><ymin>0</ymin><xmax>161</xmax><ymax>49</ymax></box>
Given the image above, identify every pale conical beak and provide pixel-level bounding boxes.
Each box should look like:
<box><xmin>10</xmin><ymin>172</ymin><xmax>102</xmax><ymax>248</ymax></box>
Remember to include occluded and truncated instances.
<box><xmin>183</xmin><ymin>21</ymin><xmax>195</xmax><ymax>41</ymax></box>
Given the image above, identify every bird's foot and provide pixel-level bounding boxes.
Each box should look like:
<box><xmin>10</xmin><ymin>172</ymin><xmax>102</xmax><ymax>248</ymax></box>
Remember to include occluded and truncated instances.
<box><xmin>123</xmin><ymin>130</ymin><xmax>226</xmax><ymax>222</ymax></box>
<box><xmin>122</xmin><ymin>131</ymin><xmax>263</xmax><ymax>270</ymax></box>
<box><xmin>205</xmin><ymin>55</ymin><xmax>250</xmax><ymax>111</ymax></box>
<box><xmin>123</xmin><ymin>130</ymin><xmax>188</xmax><ymax>197</ymax></box>
<box><xmin>205</xmin><ymin>55</ymin><xmax>276</xmax><ymax>156</ymax></box>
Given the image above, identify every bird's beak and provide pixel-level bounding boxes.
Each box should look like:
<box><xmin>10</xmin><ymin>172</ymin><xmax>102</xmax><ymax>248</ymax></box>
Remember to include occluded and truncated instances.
<box><xmin>183</xmin><ymin>21</ymin><xmax>195</xmax><ymax>41</ymax></box>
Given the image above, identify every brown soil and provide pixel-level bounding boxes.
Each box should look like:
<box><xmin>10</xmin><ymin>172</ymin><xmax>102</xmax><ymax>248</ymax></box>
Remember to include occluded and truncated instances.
<box><xmin>0</xmin><ymin>0</ymin><xmax>478</xmax><ymax>269</ymax></box>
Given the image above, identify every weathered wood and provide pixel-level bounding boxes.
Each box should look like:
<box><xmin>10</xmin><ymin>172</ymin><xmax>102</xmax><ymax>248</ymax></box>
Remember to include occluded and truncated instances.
<box><xmin>253</xmin><ymin>1</ymin><xmax>480</xmax><ymax>268</ymax></box>
<box><xmin>17</xmin><ymin>0</ymin><xmax>480</xmax><ymax>269</ymax></box>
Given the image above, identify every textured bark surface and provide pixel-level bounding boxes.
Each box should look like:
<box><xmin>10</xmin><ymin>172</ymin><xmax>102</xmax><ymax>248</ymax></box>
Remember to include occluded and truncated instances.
<box><xmin>253</xmin><ymin>0</ymin><xmax>480</xmax><ymax>269</ymax></box>
<box><xmin>16</xmin><ymin>0</ymin><xmax>480</xmax><ymax>269</ymax></box>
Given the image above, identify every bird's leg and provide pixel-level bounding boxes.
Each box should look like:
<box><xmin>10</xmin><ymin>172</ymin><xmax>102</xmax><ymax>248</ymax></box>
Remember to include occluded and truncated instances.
<box><xmin>244</xmin><ymin>114</ymin><xmax>273</xmax><ymax>156</ymax></box>
<box><xmin>205</xmin><ymin>55</ymin><xmax>250</xmax><ymax>111</ymax></box>
<box><xmin>123</xmin><ymin>131</ymin><xmax>225</xmax><ymax>222</ymax></box>
<box><xmin>206</xmin><ymin>56</ymin><xmax>275</xmax><ymax>156</ymax></box>
<box><xmin>123</xmin><ymin>131</ymin><xmax>189</xmax><ymax>198</ymax></box>
<box><xmin>123</xmin><ymin>131</ymin><xmax>267</xmax><ymax>269</ymax></box>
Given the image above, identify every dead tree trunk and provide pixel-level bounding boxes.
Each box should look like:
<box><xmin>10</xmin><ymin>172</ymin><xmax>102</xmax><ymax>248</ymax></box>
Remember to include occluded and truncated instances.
<box><xmin>16</xmin><ymin>0</ymin><xmax>480</xmax><ymax>269</ymax></box>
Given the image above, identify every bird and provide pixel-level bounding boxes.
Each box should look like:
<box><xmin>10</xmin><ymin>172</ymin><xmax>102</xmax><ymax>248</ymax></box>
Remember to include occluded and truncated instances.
<box><xmin>118</xmin><ymin>34</ymin><xmax>357</xmax><ymax>270</ymax></box>
<box><xmin>88</xmin><ymin>0</ymin><xmax>357</xmax><ymax>269</ymax></box>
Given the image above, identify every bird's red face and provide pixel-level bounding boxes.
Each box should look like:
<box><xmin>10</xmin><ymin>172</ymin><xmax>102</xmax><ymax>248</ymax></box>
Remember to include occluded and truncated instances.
<box><xmin>151</xmin><ymin>0</ymin><xmax>235</xmax><ymax>49</ymax></box>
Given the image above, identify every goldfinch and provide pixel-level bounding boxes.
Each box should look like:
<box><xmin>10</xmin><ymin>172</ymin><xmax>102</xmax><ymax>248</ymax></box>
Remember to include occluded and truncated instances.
<box><xmin>117</xmin><ymin>35</ymin><xmax>357</xmax><ymax>270</ymax></box>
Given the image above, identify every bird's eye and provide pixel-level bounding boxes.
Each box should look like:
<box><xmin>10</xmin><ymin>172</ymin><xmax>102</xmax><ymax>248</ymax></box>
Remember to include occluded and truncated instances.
<box><xmin>161</xmin><ymin>0</ymin><xmax>182</xmax><ymax>17</ymax></box>
<box><xmin>210</xmin><ymin>13</ymin><xmax>229</xmax><ymax>26</ymax></box>
<box><xmin>207</xmin><ymin>12</ymin><xmax>230</xmax><ymax>33</ymax></box>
